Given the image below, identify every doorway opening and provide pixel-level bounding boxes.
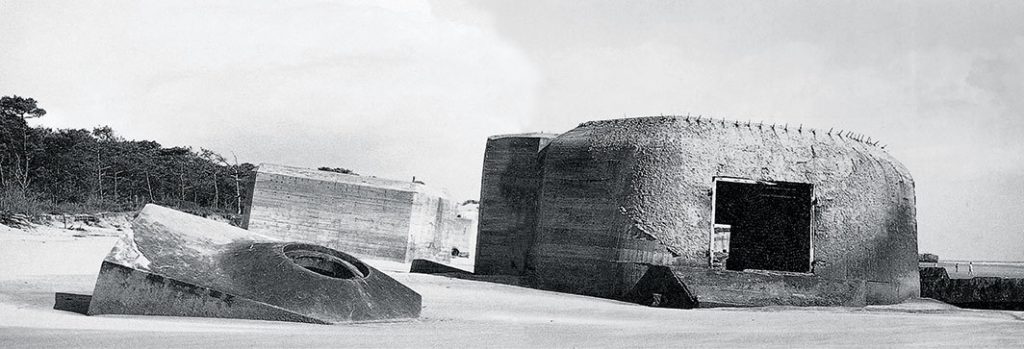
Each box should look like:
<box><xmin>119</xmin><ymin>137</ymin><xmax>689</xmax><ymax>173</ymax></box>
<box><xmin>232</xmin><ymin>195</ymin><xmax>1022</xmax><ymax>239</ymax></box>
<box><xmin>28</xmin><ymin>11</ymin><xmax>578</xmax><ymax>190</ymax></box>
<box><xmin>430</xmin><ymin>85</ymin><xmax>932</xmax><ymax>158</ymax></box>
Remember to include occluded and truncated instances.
<box><xmin>710</xmin><ymin>178</ymin><xmax>813</xmax><ymax>273</ymax></box>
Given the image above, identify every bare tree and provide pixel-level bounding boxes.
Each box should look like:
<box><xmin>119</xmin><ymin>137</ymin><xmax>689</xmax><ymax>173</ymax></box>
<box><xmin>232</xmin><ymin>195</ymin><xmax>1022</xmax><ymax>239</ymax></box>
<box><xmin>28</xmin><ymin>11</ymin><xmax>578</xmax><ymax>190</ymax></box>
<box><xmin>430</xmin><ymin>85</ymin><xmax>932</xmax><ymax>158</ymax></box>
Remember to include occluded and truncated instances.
<box><xmin>232</xmin><ymin>153</ymin><xmax>243</xmax><ymax>215</ymax></box>
<box><xmin>200</xmin><ymin>148</ymin><xmax>227</xmax><ymax>209</ymax></box>
<box><xmin>0</xmin><ymin>96</ymin><xmax>46</xmax><ymax>191</ymax></box>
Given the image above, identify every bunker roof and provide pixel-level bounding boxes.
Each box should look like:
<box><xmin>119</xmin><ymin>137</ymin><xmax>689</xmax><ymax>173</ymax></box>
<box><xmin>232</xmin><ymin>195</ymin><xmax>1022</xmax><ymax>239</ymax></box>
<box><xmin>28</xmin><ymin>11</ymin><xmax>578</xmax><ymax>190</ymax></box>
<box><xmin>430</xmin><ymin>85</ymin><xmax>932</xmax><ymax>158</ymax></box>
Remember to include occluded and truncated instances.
<box><xmin>257</xmin><ymin>163</ymin><xmax>451</xmax><ymax>198</ymax></box>
<box><xmin>577</xmin><ymin>115</ymin><xmax>889</xmax><ymax>151</ymax></box>
<box><xmin>486</xmin><ymin>132</ymin><xmax>560</xmax><ymax>141</ymax></box>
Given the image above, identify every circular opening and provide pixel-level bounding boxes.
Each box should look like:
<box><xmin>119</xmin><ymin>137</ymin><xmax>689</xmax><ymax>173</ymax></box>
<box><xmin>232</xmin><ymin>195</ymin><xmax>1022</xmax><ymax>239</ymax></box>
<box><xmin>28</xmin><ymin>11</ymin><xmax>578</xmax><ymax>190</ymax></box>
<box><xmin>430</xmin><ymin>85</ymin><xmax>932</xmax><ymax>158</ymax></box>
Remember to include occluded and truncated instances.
<box><xmin>283</xmin><ymin>244</ymin><xmax>370</xmax><ymax>279</ymax></box>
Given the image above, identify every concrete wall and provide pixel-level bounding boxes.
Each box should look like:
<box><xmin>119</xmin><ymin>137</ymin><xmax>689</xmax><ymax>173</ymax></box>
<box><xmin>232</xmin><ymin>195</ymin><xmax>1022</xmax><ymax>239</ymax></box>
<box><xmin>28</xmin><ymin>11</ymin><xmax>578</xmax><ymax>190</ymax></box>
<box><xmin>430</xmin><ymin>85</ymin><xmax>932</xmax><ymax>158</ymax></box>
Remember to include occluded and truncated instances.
<box><xmin>475</xmin><ymin>134</ymin><xmax>557</xmax><ymax>275</ymax></box>
<box><xmin>920</xmin><ymin>267</ymin><xmax>1024</xmax><ymax>310</ymax></box>
<box><xmin>529</xmin><ymin>125</ymin><xmax>675</xmax><ymax>297</ymax></box>
<box><xmin>480</xmin><ymin>116</ymin><xmax>919</xmax><ymax>305</ymax></box>
<box><xmin>408</xmin><ymin>194</ymin><xmax>469</xmax><ymax>264</ymax></box>
<box><xmin>245</xmin><ymin>164</ymin><xmax>472</xmax><ymax>265</ymax></box>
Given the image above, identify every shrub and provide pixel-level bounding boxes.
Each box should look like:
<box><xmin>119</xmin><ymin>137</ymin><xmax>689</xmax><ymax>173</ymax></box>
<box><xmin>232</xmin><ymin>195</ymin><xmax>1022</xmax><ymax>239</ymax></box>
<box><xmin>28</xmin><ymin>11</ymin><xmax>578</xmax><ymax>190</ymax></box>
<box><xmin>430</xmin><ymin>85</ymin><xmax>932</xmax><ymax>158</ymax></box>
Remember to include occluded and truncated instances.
<box><xmin>317</xmin><ymin>166</ymin><xmax>358</xmax><ymax>175</ymax></box>
<box><xmin>0</xmin><ymin>186</ymin><xmax>48</xmax><ymax>226</ymax></box>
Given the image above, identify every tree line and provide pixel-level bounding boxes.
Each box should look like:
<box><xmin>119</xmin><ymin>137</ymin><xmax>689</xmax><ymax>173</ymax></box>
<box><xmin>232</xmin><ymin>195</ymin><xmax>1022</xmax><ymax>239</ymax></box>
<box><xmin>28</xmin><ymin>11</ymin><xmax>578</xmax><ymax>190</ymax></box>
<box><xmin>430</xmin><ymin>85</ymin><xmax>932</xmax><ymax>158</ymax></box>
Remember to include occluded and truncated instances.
<box><xmin>0</xmin><ymin>95</ymin><xmax>256</xmax><ymax>221</ymax></box>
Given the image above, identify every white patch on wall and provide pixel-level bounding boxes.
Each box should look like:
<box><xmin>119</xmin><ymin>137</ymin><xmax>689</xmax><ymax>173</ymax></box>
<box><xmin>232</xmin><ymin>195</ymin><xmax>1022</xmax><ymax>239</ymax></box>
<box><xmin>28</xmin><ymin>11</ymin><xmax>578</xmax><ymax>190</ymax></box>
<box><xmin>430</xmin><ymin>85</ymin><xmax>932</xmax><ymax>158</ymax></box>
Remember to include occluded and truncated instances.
<box><xmin>685</xmin><ymin>206</ymin><xmax>703</xmax><ymax>227</ymax></box>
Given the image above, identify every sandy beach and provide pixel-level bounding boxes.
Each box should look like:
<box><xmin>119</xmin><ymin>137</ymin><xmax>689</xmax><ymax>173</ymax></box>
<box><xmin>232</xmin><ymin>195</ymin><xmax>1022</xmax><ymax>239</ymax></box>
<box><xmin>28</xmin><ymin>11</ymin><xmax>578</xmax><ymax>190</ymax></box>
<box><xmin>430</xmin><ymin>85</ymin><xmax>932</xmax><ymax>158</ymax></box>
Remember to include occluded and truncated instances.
<box><xmin>1</xmin><ymin>222</ymin><xmax>1022</xmax><ymax>348</ymax></box>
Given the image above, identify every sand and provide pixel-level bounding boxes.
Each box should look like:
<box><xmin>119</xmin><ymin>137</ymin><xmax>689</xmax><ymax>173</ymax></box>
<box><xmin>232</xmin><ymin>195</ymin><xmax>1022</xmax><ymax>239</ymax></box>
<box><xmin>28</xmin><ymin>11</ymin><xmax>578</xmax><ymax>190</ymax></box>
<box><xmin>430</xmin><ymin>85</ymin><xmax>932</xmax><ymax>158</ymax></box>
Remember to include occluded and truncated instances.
<box><xmin>1</xmin><ymin>220</ymin><xmax>1023</xmax><ymax>348</ymax></box>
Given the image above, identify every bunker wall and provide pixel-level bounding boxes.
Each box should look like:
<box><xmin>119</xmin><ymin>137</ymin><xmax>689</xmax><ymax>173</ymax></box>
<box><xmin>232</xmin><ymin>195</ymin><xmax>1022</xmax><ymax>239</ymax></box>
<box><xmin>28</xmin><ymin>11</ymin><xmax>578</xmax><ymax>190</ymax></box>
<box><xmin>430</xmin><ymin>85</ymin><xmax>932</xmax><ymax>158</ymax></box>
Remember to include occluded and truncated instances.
<box><xmin>475</xmin><ymin>135</ymin><xmax>556</xmax><ymax>275</ymax></box>
<box><xmin>528</xmin><ymin>127</ymin><xmax>674</xmax><ymax>296</ymax></box>
<box><xmin>245</xmin><ymin>171</ymin><xmax>414</xmax><ymax>262</ymax></box>
<box><xmin>408</xmin><ymin>194</ymin><xmax>473</xmax><ymax>264</ymax></box>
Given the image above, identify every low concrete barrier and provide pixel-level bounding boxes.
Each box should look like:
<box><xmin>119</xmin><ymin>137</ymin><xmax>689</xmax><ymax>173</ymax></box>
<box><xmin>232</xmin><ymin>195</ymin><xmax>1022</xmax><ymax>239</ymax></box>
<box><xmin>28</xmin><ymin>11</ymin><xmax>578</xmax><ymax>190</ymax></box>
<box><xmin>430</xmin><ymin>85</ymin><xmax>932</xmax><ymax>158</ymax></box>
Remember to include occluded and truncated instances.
<box><xmin>920</xmin><ymin>267</ymin><xmax>1024</xmax><ymax>310</ymax></box>
<box><xmin>626</xmin><ymin>265</ymin><xmax>867</xmax><ymax>308</ymax></box>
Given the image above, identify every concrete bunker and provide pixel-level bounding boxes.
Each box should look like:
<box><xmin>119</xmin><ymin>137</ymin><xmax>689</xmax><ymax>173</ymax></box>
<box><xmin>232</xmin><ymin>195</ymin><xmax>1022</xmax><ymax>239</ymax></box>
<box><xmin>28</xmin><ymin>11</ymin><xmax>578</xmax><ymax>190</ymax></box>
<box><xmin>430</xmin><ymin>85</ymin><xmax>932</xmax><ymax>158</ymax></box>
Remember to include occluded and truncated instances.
<box><xmin>243</xmin><ymin>163</ymin><xmax>476</xmax><ymax>270</ymax></box>
<box><xmin>472</xmin><ymin>116</ymin><xmax>919</xmax><ymax>307</ymax></box>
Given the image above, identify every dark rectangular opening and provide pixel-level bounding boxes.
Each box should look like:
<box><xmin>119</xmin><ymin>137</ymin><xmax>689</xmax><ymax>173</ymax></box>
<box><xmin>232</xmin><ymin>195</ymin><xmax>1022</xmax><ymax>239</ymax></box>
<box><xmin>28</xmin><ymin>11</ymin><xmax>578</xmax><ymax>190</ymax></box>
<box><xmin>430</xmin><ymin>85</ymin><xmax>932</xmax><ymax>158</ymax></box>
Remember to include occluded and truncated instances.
<box><xmin>712</xmin><ymin>178</ymin><xmax>813</xmax><ymax>273</ymax></box>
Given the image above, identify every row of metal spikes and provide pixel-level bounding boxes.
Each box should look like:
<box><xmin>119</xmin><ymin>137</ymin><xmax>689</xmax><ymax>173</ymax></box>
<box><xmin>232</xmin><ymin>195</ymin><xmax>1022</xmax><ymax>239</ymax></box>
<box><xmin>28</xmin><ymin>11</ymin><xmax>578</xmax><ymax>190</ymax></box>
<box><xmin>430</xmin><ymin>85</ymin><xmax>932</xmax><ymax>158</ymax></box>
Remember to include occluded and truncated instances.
<box><xmin>661</xmin><ymin>113</ymin><xmax>886</xmax><ymax>149</ymax></box>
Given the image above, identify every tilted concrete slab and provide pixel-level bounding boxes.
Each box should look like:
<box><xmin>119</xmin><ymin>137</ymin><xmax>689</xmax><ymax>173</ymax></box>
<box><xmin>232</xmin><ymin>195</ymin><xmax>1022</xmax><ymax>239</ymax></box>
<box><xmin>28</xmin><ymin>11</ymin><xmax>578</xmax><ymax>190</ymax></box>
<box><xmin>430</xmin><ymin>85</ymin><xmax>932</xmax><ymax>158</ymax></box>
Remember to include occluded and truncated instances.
<box><xmin>85</xmin><ymin>204</ymin><xmax>421</xmax><ymax>323</ymax></box>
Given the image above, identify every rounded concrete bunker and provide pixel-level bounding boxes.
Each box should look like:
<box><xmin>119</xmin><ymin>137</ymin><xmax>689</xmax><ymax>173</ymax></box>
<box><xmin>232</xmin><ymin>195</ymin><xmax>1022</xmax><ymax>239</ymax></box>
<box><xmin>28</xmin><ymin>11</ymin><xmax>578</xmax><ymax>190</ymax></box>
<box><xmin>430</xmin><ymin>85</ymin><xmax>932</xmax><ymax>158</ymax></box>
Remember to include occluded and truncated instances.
<box><xmin>474</xmin><ymin>116</ymin><xmax>919</xmax><ymax>307</ymax></box>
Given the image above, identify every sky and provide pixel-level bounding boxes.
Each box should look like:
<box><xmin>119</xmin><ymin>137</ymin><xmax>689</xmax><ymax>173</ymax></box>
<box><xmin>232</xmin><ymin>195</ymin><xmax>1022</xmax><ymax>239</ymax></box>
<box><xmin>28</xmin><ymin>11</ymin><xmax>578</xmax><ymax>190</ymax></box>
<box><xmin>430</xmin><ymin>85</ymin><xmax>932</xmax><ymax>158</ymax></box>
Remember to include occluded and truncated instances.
<box><xmin>1</xmin><ymin>0</ymin><xmax>1022</xmax><ymax>261</ymax></box>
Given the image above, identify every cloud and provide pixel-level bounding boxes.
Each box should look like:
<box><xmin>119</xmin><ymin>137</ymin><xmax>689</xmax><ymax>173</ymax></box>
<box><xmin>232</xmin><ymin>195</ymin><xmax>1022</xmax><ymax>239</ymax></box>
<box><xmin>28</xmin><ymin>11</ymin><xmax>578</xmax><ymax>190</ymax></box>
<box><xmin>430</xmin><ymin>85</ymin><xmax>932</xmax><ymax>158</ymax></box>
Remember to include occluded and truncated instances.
<box><xmin>3</xmin><ymin>0</ymin><xmax>1022</xmax><ymax>260</ymax></box>
<box><xmin>0</xmin><ymin>0</ymin><xmax>539</xmax><ymax>200</ymax></box>
<box><xmin>470</xmin><ymin>0</ymin><xmax>1024</xmax><ymax>260</ymax></box>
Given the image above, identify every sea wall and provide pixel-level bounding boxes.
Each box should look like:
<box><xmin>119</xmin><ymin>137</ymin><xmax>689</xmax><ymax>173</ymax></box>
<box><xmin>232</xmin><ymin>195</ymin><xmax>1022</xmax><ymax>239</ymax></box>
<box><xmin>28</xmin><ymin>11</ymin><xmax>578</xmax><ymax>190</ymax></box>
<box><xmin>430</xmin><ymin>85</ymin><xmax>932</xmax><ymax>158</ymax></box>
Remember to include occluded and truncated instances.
<box><xmin>920</xmin><ymin>267</ymin><xmax>1024</xmax><ymax>310</ymax></box>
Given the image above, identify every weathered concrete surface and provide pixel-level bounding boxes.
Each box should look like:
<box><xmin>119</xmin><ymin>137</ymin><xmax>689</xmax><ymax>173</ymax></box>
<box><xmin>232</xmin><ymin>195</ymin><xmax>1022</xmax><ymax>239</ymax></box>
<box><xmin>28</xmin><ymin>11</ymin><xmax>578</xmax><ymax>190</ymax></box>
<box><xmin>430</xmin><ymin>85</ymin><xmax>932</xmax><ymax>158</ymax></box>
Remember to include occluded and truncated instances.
<box><xmin>245</xmin><ymin>164</ymin><xmax>474</xmax><ymax>267</ymax></box>
<box><xmin>408</xmin><ymin>193</ymin><xmax>472</xmax><ymax>265</ymax></box>
<box><xmin>53</xmin><ymin>292</ymin><xmax>91</xmax><ymax>315</ymax></box>
<box><xmin>479</xmin><ymin>116</ymin><xmax>919</xmax><ymax>305</ymax></box>
<box><xmin>87</xmin><ymin>204</ymin><xmax>422</xmax><ymax>323</ymax></box>
<box><xmin>920</xmin><ymin>267</ymin><xmax>1024</xmax><ymax>310</ymax></box>
<box><xmin>89</xmin><ymin>261</ymin><xmax>326</xmax><ymax>324</ymax></box>
<box><xmin>475</xmin><ymin>134</ymin><xmax>557</xmax><ymax>276</ymax></box>
<box><xmin>626</xmin><ymin>265</ymin><xmax>865</xmax><ymax>308</ymax></box>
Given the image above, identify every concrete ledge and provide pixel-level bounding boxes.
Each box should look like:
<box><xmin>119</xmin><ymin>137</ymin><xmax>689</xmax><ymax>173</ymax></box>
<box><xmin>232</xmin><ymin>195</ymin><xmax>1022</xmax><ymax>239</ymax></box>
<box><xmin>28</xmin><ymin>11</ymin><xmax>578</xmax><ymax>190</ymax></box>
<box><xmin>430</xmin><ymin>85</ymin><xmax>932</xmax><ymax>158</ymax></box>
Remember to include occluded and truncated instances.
<box><xmin>626</xmin><ymin>265</ymin><xmax>866</xmax><ymax>308</ymax></box>
<box><xmin>410</xmin><ymin>259</ymin><xmax>471</xmax><ymax>274</ymax></box>
<box><xmin>408</xmin><ymin>262</ymin><xmax>525</xmax><ymax>287</ymax></box>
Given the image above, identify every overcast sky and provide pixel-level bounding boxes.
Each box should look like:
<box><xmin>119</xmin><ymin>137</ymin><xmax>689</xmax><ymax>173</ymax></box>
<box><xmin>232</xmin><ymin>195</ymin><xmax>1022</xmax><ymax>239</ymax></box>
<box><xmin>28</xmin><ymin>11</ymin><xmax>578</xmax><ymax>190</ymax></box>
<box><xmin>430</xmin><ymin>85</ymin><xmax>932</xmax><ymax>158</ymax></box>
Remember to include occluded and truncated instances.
<box><xmin>1</xmin><ymin>0</ymin><xmax>1022</xmax><ymax>261</ymax></box>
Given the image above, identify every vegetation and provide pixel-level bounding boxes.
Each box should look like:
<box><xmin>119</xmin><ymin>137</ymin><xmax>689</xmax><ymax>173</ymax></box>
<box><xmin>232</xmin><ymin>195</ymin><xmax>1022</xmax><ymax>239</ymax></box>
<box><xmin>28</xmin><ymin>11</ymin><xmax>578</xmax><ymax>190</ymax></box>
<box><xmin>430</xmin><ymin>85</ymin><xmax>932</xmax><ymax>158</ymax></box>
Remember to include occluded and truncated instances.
<box><xmin>317</xmin><ymin>166</ymin><xmax>358</xmax><ymax>175</ymax></box>
<box><xmin>0</xmin><ymin>95</ymin><xmax>256</xmax><ymax>225</ymax></box>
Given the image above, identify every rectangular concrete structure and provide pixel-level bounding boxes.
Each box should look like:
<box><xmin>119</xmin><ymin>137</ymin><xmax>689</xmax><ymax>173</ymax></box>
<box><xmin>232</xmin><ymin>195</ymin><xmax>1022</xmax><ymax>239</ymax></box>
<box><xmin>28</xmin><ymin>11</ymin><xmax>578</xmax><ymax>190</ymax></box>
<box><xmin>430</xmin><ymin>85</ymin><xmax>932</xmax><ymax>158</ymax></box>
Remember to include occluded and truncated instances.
<box><xmin>244</xmin><ymin>164</ymin><xmax>474</xmax><ymax>266</ymax></box>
